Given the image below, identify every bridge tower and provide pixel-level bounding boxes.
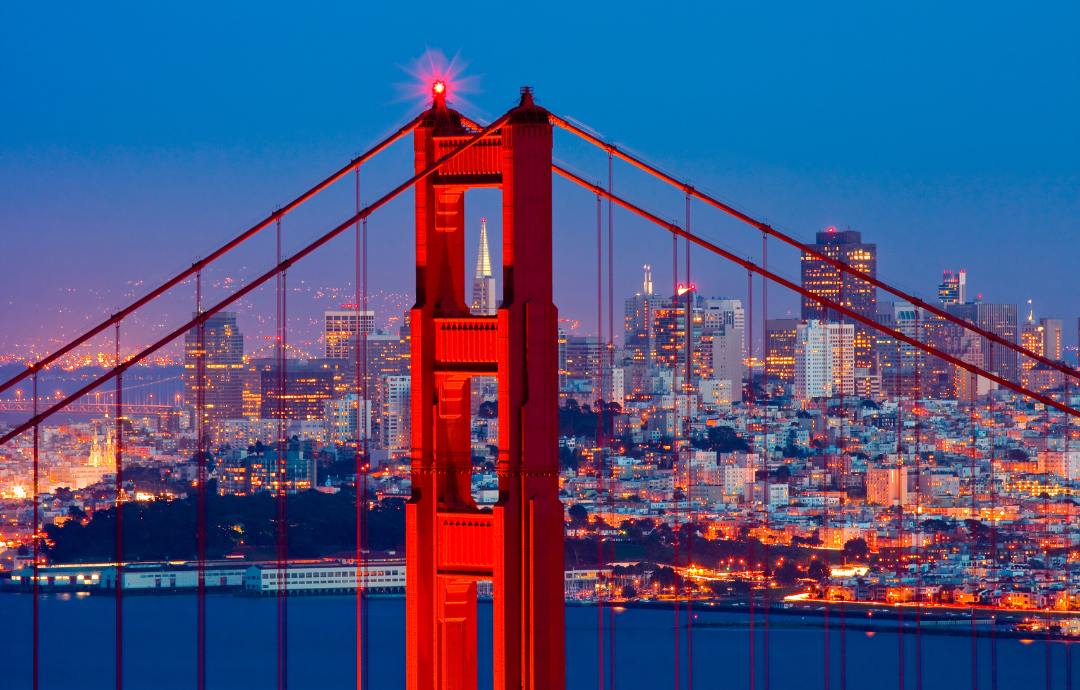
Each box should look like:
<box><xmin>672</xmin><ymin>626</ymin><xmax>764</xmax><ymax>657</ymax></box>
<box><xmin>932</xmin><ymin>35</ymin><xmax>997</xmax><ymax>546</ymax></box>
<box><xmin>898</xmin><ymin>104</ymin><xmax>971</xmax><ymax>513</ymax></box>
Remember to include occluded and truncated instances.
<box><xmin>406</xmin><ymin>86</ymin><xmax>564</xmax><ymax>690</ymax></box>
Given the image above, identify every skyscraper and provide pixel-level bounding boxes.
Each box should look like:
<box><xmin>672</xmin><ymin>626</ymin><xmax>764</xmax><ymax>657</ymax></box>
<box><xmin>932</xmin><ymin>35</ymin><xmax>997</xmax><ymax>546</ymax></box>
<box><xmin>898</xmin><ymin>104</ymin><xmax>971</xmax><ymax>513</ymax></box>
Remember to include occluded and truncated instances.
<box><xmin>1040</xmin><ymin>317</ymin><xmax>1063</xmax><ymax>361</ymax></box>
<box><xmin>184</xmin><ymin>312</ymin><xmax>245</xmax><ymax>425</ymax></box>
<box><xmin>325</xmin><ymin>309</ymin><xmax>375</xmax><ymax>359</ymax></box>
<box><xmin>938</xmin><ymin>271</ymin><xmax>966</xmax><ymax>305</ymax></box>
<box><xmin>624</xmin><ymin>265</ymin><xmax>662</xmax><ymax>364</ymax></box>
<box><xmin>471</xmin><ymin>219</ymin><xmax>497</xmax><ymax>316</ymax></box>
<box><xmin>801</xmin><ymin>228</ymin><xmax>877</xmax><ymax>369</ymax></box>
<box><xmin>794</xmin><ymin>320</ymin><xmax>854</xmax><ymax>400</ymax></box>
<box><xmin>765</xmin><ymin>318</ymin><xmax>799</xmax><ymax>382</ymax></box>
<box><xmin>945</xmin><ymin>302</ymin><xmax>1019</xmax><ymax>382</ymax></box>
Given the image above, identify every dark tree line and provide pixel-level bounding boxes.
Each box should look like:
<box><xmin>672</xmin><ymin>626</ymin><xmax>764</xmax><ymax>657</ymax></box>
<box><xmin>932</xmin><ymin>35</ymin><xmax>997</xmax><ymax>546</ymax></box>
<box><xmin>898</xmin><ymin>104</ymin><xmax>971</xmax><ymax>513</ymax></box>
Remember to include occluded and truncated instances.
<box><xmin>45</xmin><ymin>491</ymin><xmax>407</xmax><ymax>564</ymax></box>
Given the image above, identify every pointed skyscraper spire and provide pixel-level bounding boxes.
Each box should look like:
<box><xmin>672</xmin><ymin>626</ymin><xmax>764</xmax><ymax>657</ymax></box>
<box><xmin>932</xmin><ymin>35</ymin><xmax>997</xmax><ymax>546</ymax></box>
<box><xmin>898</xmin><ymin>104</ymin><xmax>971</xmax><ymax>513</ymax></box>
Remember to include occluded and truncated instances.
<box><xmin>476</xmin><ymin>219</ymin><xmax>493</xmax><ymax>279</ymax></box>
<box><xmin>471</xmin><ymin>219</ymin><xmax>497</xmax><ymax>315</ymax></box>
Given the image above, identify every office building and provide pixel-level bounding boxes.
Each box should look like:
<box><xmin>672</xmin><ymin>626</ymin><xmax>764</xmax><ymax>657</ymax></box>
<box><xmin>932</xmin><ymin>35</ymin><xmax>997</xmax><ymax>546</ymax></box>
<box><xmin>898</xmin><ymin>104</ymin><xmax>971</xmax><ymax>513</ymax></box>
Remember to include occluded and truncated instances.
<box><xmin>565</xmin><ymin>336</ymin><xmax>603</xmax><ymax>390</ymax></box>
<box><xmin>557</xmin><ymin>328</ymin><xmax>568</xmax><ymax>391</ymax></box>
<box><xmin>711</xmin><ymin>325</ymin><xmax>744</xmax><ymax>403</ymax></box>
<box><xmin>945</xmin><ymin>302</ymin><xmax>1018</xmax><ymax>382</ymax></box>
<box><xmin>257</xmin><ymin>360</ymin><xmax>342</xmax><ymax>421</ymax></box>
<box><xmin>324</xmin><ymin>310</ymin><xmax>375</xmax><ymax>359</ymax></box>
<box><xmin>624</xmin><ymin>266</ymin><xmax>662</xmax><ymax>364</ymax></box>
<box><xmin>794</xmin><ymin>320</ymin><xmax>854</xmax><ymax>400</ymax></box>
<box><xmin>383</xmin><ymin>375</ymin><xmax>411</xmax><ymax>456</ymax></box>
<box><xmin>184</xmin><ymin>312</ymin><xmax>245</xmax><ymax>426</ymax></box>
<box><xmin>325</xmin><ymin>394</ymin><xmax>371</xmax><ymax>444</ymax></box>
<box><xmin>1041</xmin><ymin>318</ymin><xmax>1063</xmax><ymax>361</ymax></box>
<box><xmin>471</xmin><ymin>219</ymin><xmax>497</xmax><ymax>316</ymax></box>
<box><xmin>867</xmin><ymin>466</ymin><xmax>909</xmax><ymax>506</ymax></box>
<box><xmin>765</xmin><ymin>318</ymin><xmax>799</xmax><ymax>381</ymax></box>
<box><xmin>938</xmin><ymin>271</ymin><xmax>966</xmax><ymax>305</ymax></box>
<box><xmin>800</xmin><ymin>228</ymin><xmax>877</xmax><ymax>368</ymax></box>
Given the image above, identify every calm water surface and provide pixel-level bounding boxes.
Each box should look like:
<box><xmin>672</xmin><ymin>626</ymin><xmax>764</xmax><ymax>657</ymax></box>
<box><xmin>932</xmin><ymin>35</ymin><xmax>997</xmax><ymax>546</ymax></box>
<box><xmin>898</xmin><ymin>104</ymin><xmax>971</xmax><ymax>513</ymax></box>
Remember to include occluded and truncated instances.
<box><xmin>1</xmin><ymin>593</ymin><xmax>1075</xmax><ymax>689</ymax></box>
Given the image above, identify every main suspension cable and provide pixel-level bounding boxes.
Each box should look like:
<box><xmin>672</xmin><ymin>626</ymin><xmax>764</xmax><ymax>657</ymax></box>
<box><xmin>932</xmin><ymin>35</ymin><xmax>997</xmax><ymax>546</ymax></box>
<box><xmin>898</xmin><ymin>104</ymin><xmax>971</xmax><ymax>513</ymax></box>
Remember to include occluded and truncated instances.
<box><xmin>0</xmin><ymin>115</ymin><xmax>425</xmax><ymax>397</ymax></box>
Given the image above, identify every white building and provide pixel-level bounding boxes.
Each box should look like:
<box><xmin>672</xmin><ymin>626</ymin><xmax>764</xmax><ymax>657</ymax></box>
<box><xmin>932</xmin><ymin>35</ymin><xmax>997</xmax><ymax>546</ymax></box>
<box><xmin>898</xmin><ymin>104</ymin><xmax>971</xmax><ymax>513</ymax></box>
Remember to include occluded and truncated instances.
<box><xmin>325</xmin><ymin>394</ymin><xmax>371</xmax><ymax>444</ymax></box>
<box><xmin>242</xmin><ymin>559</ymin><xmax>406</xmax><ymax>596</ymax></box>
<box><xmin>1040</xmin><ymin>450</ymin><xmax>1080</xmax><ymax>480</ymax></box>
<box><xmin>794</xmin><ymin>320</ymin><xmax>854</xmax><ymax>400</ymax></box>
<box><xmin>384</xmin><ymin>376</ymin><xmax>411</xmax><ymax>456</ymax></box>
<box><xmin>711</xmin><ymin>325</ymin><xmax>744</xmax><ymax>403</ymax></box>
<box><xmin>324</xmin><ymin>310</ymin><xmax>375</xmax><ymax>359</ymax></box>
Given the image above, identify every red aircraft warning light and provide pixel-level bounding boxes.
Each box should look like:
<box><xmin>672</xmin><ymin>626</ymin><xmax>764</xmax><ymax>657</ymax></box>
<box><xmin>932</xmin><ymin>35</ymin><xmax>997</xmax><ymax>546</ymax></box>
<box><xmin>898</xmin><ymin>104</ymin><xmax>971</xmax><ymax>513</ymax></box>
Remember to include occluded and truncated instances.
<box><xmin>432</xmin><ymin>80</ymin><xmax>446</xmax><ymax>96</ymax></box>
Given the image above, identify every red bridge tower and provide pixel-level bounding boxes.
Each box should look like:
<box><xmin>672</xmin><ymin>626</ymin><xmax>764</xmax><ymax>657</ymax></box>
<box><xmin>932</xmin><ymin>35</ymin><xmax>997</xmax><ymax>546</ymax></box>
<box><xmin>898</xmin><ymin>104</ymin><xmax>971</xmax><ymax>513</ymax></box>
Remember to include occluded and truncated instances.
<box><xmin>406</xmin><ymin>87</ymin><xmax>565</xmax><ymax>689</ymax></box>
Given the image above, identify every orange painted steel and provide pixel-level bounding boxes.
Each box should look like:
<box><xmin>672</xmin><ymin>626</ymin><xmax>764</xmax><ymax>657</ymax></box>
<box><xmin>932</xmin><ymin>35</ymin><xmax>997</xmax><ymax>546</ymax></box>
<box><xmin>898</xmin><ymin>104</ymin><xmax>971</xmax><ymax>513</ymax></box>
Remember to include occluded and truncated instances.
<box><xmin>548</xmin><ymin>113</ymin><xmax>1080</xmax><ymax>384</ymax></box>
<box><xmin>407</xmin><ymin>89</ymin><xmax>564</xmax><ymax>690</ymax></box>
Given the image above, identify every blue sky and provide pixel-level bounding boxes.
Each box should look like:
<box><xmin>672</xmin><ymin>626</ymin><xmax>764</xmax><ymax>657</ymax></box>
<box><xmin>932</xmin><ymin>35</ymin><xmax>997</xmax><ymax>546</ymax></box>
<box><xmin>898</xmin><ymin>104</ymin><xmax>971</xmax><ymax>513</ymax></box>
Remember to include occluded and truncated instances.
<box><xmin>2</xmin><ymin>0</ymin><xmax>1077</xmax><ymax>361</ymax></box>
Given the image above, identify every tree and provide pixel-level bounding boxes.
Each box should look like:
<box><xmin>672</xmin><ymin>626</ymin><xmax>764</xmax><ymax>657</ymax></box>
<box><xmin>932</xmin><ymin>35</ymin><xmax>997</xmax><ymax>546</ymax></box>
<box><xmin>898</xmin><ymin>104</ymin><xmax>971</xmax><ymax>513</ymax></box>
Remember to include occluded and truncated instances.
<box><xmin>621</xmin><ymin>585</ymin><xmax>637</xmax><ymax>599</ymax></box>
<box><xmin>842</xmin><ymin>537</ymin><xmax>870</xmax><ymax>562</ymax></box>
<box><xmin>651</xmin><ymin>566</ymin><xmax>681</xmax><ymax>589</ymax></box>
<box><xmin>774</xmin><ymin>560</ymin><xmax>801</xmax><ymax>586</ymax></box>
<box><xmin>1006</xmin><ymin>448</ymin><xmax>1030</xmax><ymax>462</ymax></box>
<box><xmin>477</xmin><ymin>401</ymin><xmax>498</xmax><ymax>419</ymax></box>
<box><xmin>567</xmin><ymin>504</ymin><xmax>589</xmax><ymax>528</ymax></box>
<box><xmin>807</xmin><ymin>560</ymin><xmax>828</xmax><ymax>581</ymax></box>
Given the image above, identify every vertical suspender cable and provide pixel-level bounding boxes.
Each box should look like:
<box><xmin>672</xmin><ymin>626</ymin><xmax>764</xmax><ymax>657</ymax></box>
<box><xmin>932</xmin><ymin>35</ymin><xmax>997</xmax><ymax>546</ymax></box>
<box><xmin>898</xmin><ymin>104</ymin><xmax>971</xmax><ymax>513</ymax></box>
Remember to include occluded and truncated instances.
<box><xmin>1045</xmin><ymin>402</ymin><xmax>1052</xmax><ymax>690</ymax></box>
<box><xmin>32</xmin><ymin>371</ymin><xmax>39</xmax><ymax>690</ymax></box>
<box><xmin>747</xmin><ymin>265</ymin><xmax>755</xmax><ymax>690</ymax></box>
<box><xmin>596</xmin><ymin>191</ymin><xmax>605</xmax><ymax>690</ymax></box>
<box><xmin>196</xmin><ymin>270</ymin><xmax>207</xmax><ymax>690</ymax></box>
<box><xmin>760</xmin><ymin>230</ymin><xmax>769</xmax><ymax>690</ymax></box>
<box><xmin>672</xmin><ymin>229</ymin><xmax>680</xmax><ymax>690</ymax></box>
<box><xmin>361</xmin><ymin>205</ymin><xmax>371</xmax><ymax>690</ymax></box>
<box><xmin>608</xmin><ymin>153</ymin><xmax>617</xmax><ymax>690</ymax></box>
<box><xmin>354</xmin><ymin>165</ymin><xmax>368</xmax><ymax>690</ymax></box>
<box><xmin>970</xmin><ymin>371</ymin><xmax>979</xmax><ymax>690</ymax></box>
<box><xmin>837</xmin><ymin>271</ymin><xmax>845</xmax><ymax>690</ymax></box>
<box><xmin>914</xmin><ymin>309</ymin><xmax>922</xmax><ymax>690</ymax></box>
<box><xmin>897</xmin><ymin>335</ymin><xmax>904</xmax><ymax>690</ymax></box>
<box><xmin>277</xmin><ymin>216</ymin><xmax>289</xmax><ymax>690</ymax></box>
<box><xmin>115</xmin><ymin>321</ymin><xmax>124</xmax><ymax>690</ymax></box>
<box><xmin>685</xmin><ymin>194</ymin><xmax>694</xmax><ymax>690</ymax></box>
<box><xmin>989</xmin><ymin>347</ymin><xmax>997</xmax><ymax>690</ymax></box>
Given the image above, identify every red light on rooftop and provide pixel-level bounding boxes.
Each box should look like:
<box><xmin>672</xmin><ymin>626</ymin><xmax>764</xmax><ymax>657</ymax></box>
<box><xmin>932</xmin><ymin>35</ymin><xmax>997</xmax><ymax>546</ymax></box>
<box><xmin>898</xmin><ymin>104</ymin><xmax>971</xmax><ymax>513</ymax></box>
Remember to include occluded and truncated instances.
<box><xmin>827</xmin><ymin>227</ymin><xmax>835</xmax><ymax>232</ymax></box>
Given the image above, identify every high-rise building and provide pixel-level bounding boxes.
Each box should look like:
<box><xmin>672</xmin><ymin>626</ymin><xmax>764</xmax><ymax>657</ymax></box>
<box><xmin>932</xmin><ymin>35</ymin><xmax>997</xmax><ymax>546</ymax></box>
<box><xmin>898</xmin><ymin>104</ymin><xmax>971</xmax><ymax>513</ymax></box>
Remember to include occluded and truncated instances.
<box><xmin>800</xmin><ymin>228</ymin><xmax>877</xmax><ymax>369</ymax></box>
<box><xmin>324</xmin><ymin>309</ymin><xmax>375</xmax><ymax>359</ymax></box>
<box><xmin>874</xmin><ymin>303</ymin><xmax>933</xmax><ymax>399</ymax></box>
<box><xmin>711</xmin><ymin>326</ymin><xmax>744</xmax><ymax>403</ymax></box>
<box><xmin>325</xmin><ymin>394</ymin><xmax>371</xmax><ymax>444</ymax></box>
<box><xmin>1020</xmin><ymin>320</ymin><xmax>1044</xmax><ymax>388</ymax></box>
<box><xmin>257</xmin><ymin>360</ymin><xmax>342</xmax><ymax>421</ymax></box>
<box><xmin>471</xmin><ymin>219</ymin><xmax>497</xmax><ymax>316</ymax></box>
<box><xmin>938</xmin><ymin>271</ymin><xmax>966</xmax><ymax>305</ymax></box>
<box><xmin>184</xmin><ymin>312</ymin><xmax>245</xmax><ymax>426</ymax></box>
<box><xmin>945</xmin><ymin>302</ymin><xmax>1019</xmax><ymax>382</ymax></box>
<box><xmin>794</xmin><ymin>320</ymin><xmax>853</xmax><ymax>400</ymax></box>
<box><xmin>383</xmin><ymin>375</ymin><xmax>411</xmax><ymax>456</ymax></box>
<box><xmin>565</xmin><ymin>336</ymin><xmax>602</xmax><ymax>386</ymax></box>
<box><xmin>765</xmin><ymin>319</ymin><xmax>799</xmax><ymax>382</ymax></box>
<box><xmin>624</xmin><ymin>266</ymin><xmax>662</xmax><ymax>364</ymax></box>
<box><xmin>1041</xmin><ymin>317</ymin><xmax>1063</xmax><ymax>361</ymax></box>
<box><xmin>557</xmin><ymin>328</ymin><xmax>568</xmax><ymax>391</ymax></box>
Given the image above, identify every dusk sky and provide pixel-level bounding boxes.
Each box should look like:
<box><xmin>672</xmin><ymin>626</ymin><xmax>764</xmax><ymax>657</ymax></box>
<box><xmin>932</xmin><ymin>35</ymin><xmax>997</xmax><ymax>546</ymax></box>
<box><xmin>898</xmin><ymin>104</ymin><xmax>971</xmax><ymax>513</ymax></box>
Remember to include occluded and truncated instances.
<box><xmin>2</xmin><ymin>1</ymin><xmax>1078</xmax><ymax>364</ymax></box>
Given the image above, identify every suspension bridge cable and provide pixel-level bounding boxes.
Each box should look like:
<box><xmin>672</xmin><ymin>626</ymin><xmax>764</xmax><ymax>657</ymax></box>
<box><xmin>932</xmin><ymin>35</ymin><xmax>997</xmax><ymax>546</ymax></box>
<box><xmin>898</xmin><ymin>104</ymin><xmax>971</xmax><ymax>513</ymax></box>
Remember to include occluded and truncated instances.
<box><xmin>547</xmin><ymin>114</ymin><xmax>1080</xmax><ymax>386</ymax></box>
<box><xmin>196</xmin><ymin>270</ymin><xmax>208</xmax><ymax>690</ymax></box>
<box><xmin>0</xmin><ymin>114</ymin><xmax>511</xmax><ymax>446</ymax></box>
<box><xmin>0</xmin><ymin>116</ymin><xmax>425</xmax><ymax>398</ymax></box>
<box><xmin>549</xmin><ymin>163</ymin><xmax>1079</xmax><ymax>421</ymax></box>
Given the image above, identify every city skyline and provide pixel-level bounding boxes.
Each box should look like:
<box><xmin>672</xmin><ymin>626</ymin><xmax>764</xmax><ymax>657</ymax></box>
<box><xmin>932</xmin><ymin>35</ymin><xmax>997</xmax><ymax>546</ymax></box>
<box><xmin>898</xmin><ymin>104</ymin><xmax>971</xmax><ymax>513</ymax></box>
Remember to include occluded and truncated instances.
<box><xmin>3</xmin><ymin>5</ymin><xmax>1078</xmax><ymax>364</ymax></box>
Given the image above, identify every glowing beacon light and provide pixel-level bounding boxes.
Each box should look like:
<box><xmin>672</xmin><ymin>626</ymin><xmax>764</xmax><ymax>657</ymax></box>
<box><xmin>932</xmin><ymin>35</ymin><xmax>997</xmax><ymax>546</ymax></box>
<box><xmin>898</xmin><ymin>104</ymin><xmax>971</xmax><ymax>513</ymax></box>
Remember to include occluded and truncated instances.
<box><xmin>433</xmin><ymin>80</ymin><xmax>446</xmax><ymax>96</ymax></box>
<box><xmin>827</xmin><ymin>227</ymin><xmax>835</xmax><ymax>233</ymax></box>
